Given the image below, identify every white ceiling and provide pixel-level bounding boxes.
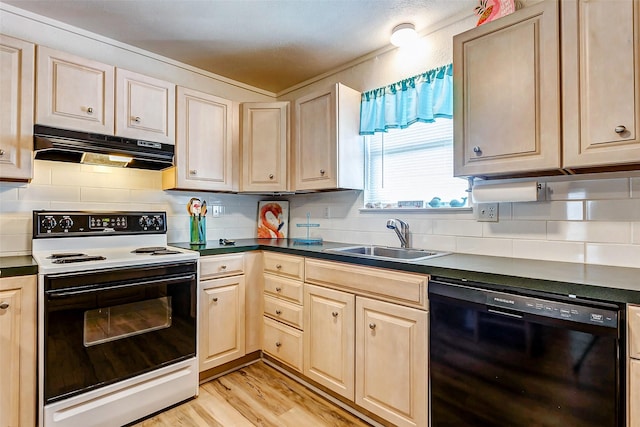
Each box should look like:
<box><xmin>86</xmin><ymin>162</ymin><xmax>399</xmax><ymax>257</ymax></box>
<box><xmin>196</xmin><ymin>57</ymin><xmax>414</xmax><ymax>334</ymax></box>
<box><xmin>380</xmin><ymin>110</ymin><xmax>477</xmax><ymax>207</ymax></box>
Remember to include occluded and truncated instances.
<box><xmin>3</xmin><ymin>0</ymin><xmax>476</xmax><ymax>93</ymax></box>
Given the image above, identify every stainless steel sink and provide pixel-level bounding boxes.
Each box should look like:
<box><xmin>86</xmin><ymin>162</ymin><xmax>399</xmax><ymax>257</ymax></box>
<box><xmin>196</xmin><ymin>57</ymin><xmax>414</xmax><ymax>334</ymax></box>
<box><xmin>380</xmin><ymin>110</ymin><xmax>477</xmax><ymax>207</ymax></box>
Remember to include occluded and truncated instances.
<box><xmin>323</xmin><ymin>245</ymin><xmax>449</xmax><ymax>262</ymax></box>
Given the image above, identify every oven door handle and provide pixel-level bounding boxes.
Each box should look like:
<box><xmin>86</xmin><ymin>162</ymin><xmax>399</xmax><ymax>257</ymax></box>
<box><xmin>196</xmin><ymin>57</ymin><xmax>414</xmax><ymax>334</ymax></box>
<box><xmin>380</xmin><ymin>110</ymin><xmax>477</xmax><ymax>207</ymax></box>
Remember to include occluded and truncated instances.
<box><xmin>46</xmin><ymin>273</ymin><xmax>196</xmax><ymax>299</ymax></box>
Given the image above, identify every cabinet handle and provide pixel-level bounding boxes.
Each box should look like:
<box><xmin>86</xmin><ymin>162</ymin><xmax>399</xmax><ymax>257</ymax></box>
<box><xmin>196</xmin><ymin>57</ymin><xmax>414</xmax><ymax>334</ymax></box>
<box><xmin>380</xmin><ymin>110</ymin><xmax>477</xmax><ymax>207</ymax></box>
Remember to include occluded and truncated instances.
<box><xmin>275</xmin><ymin>264</ymin><xmax>282</xmax><ymax>270</ymax></box>
<box><xmin>275</xmin><ymin>309</ymin><xmax>282</xmax><ymax>315</ymax></box>
<box><xmin>189</xmin><ymin>170</ymin><xmax>198</xmax><ymax>175</ymax></box>
<box><xmin>615</xmin><ymin>125</ymin><xmax>627</xmax><ymax>134</ymax></box>
<box><xmin>275</xmin><ymin>341</ymin><xmax>282</xmax><ymax>347</ymax></box>
<box><xmin>212</xmin><ymin>297</ymin><xmax>218</xmax><ymax>302</ymax></box>
<box><xmin>220</xmin><ymin>265</ymin><xmax>227</xmax><ymax>270</ymax></box>
<box><xmin>0</xmin><ymin>149</ymin><xmax>4</xmax><ymax>156</ymax></box>
<box><xmin>275</xmin><ymin>287</ymin><xmax>282</xmax><ymax>292</ymax></box>
<box><xmin>473</xmin><ymin>146</ymin><xmax>482</xmax><ymax>155</ymax></box>
<box><xmin>369</xmin><ymin>323</ymin><xmax>376</xmax><ymax>330</ymax></box>
<box><xmin>269</xmin><ymin>174</ymin><xmax>274</xmax><ymax>179</ymax></box>
<box><xmin>87</xmin><ymin>107</ymin><xmax>93</xmax><ymax>114</ymax></box>
<box><xmin>332</xmin><ymin>311</ymin><xmax>339</xmax><ymax>317</ymax></box>
<box><xmin>134</xmin><ymin>116</ymin><xmax>141</xmax><ymax>123</ymax></box>
<box><xmin>319</xmin><ymin>169</ymin><xmax>325</xmax><ymax>175</ymax></box>
<box><xmin>0</xmin><ymin>302</ymin><xmax>9</xmax><ymax>310</ymax></box>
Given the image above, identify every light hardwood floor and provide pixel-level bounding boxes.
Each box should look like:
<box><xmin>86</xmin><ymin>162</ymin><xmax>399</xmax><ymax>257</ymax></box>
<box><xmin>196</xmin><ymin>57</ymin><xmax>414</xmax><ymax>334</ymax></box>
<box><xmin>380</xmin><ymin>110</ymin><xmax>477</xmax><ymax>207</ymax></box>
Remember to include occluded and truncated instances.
<box><xmin>133</xmin><ymin>361</ymin><xmax>372</xmax><ymax>426</ymax></box>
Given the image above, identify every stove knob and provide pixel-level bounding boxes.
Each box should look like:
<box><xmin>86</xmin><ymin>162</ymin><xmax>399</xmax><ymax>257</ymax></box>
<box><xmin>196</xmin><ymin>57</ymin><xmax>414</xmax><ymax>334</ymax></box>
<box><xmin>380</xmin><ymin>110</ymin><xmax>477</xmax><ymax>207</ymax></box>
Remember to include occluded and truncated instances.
<box><xmin>152</xmin><ymin>216</ymin><xmax>164</xmax><ymax>228</ymax></box>
<box><xmin>41</xmin><ymin>217</ymin><xmax>57</xmax><ymax>231</ymax></box>
<box><xmin>138</xmin><ymin>216</ymin><xmax>152</xmax><ymax>228</ymax></box>
<box><xmin>59</xmin><ymin>217</ymin><xmax>74</xmax><ymax>230</ymax></box>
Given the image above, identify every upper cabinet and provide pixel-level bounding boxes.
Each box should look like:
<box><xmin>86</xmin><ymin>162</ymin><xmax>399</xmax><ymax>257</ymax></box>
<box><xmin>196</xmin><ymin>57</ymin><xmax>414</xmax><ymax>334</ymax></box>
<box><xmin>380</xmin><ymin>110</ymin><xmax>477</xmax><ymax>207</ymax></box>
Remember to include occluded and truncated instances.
<box><xmin>293</xmin><ymin>83</ymin><xmax>364</xmax><ymax>191</ymax></box>
<box><xmin>115</xmin><ymin>68</ymin><xmax>175</xmax><ymax>144</ymax></box>
<box><xmin>0</xmin><ymin>35</ymin><xmax>34</xmax><ymax>181</ymax></box>
<box><xmin>241</xmin><ymin>102</ymin><xmax>289</xmax><ymax>192</ymax></box>
<box><xmin>453</xmin><ymin>1</ymin><xmax>561</xmax><ymax>177</ymax></box>
<box><xmin>454</xmin><ymin>0</ymin><xmax>640</xmax><ymax>178</ymax></box>
<box><xmin>36</xmin><ymin>46</ymin><xmax>114</xmax><ymax>134</ymax></box>
<box><xmin>163</xmin><ymin>87</ymin><xmax>234</xmax><ymax>191</ymax></box>
<box><xmin>561</xmin><ymin>0</ymin><xmax>640</xmax><ymax>169</ymax></box>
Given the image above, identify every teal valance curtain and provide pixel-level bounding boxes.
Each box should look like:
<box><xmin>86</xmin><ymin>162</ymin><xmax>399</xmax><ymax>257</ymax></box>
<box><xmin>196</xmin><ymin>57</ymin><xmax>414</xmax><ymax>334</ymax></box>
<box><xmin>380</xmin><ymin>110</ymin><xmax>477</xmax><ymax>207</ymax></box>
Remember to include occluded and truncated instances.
<box><xmin>359</xmin><ymin>63</ymin><xmax>453</xmax><ymax>135</ymax></box>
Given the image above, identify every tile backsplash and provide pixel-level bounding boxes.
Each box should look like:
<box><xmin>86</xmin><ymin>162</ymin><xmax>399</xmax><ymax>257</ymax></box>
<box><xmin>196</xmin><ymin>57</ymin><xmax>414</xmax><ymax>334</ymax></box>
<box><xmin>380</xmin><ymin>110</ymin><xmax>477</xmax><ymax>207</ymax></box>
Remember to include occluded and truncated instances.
<box><xmin>0</xmin><ymin>161</ymin><xmax>638</xmax><ymax>269</ymax></box>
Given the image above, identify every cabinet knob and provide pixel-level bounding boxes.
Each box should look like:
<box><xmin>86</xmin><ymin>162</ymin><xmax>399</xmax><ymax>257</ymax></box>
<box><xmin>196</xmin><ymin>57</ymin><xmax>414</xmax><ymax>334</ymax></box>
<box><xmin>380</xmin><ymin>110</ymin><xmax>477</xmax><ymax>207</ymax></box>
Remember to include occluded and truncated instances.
<box><xmin>615</xmin><ymin>125</ymin><xmax>627</xmax><ymax>134</ymax></box>
<box><xmin>473</xmin><ymin>146</ymin><xmax>482</xmax><ymax>155</ymax></box>
<box><xmin>319</xmin><ymin>169</ymin><xmax>325</xmax><ymax>175</ymax></box>
<box><xmin>275</xmin><ymin>264</ymin><xmax>282</xmax><ymax>270</ymax></box>
<box><xmin>332</xmin><ymin>311</ymin><xmax>339</xmax><ymax>317</ymax></box>
<box><xmin>87</xmin><ymin>107</ymin><xmax>93</xmax><ymax>114</ymax></box>
<box><xmin>189</xmin><ymin>170</ymin><xmax>198</xmax><ymax>175</ymax></box>
<box><xmin>220</xmin><ymin>265</ymin><xmax>227</xmax><ymax>270</ymax></box>
<box><xmin>275</xmin><ymin>309</ymin><xmax>282</xmax><ymax>315</ymax></box>
<box><xmin>0</xmin><ymin>149</ymin><xmax>5</xmax><ymax>156</ymax></box>
<box><xmin>269</xmin><ymin>174</ymin><xmax>274</xmax><ymax>179</ymax></box>
<box><xmin>134</xmin><ymin>116</ymin><xmax>141</xmax><ymax>123</ymax></box>
<box><xmin>369</xmin><ymin>323</ymin><xmax>376</xmax><ymax>330</ymax></box>
<box><xmin>212</xmin><ymin>297</ymin><xmax>218</xmax><ymax>302</ymax></box>
<box><xmin>0</xmin><ymin>302</ymin><xmax>9</xmax><ymax>310</ymax></box>
<box><xmin>275</xmin><ymin>287</ymin><xmax>282</xmax><ymax>292</ymax></box>
<box><xmin>275</xmin><ymin>341</ymin><xmax>282</xmax><ymax>347</ymax></box>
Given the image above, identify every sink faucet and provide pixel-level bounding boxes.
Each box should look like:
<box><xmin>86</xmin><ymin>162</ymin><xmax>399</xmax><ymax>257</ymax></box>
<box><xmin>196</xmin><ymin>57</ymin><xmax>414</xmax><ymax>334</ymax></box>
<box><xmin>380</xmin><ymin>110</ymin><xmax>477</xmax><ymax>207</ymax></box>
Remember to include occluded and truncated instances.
<box><xmin>386</xmin><ymin>219</ymin><xmax>409</xmax><ymax>248</ymax></box>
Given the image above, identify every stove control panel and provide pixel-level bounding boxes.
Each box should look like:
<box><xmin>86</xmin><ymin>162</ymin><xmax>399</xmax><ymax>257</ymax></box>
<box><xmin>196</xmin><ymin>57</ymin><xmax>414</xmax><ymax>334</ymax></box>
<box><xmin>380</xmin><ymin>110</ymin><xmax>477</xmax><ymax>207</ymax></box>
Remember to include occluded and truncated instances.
<box><xmin>33</xmin><ymin>211</ymin><xmax>167</xmax><ymax>238</ymax></box>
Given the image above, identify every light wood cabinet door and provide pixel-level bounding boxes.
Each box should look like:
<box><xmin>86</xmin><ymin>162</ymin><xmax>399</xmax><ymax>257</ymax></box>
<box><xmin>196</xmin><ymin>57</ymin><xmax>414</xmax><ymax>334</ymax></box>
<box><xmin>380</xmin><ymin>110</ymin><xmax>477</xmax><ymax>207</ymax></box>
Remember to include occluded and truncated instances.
<box><xmin>0</xmin><ymin>35</ymin><xmax>34</xmax><ymax>181</ymax></box>
<box><xmin>36</xmin><ymin>46</ymin><xmax>114</xmax><ymax>134</ymax></box>
<box><xmin>562</xmin><ymin>0</ymin><xmax>640</xmax><ymax>169</ymax></box>
<box><xmin>241</xmin><ymin>102</ymin><xmax>288</xmax><ymax>192</ymax></box>
<box><xmin>303</xmin><ymin>284</ymin><xmax>355</xmax><ymax>399</ymax></box>
<box><xmin>631</xmin><ymin>358</ymin><xmax>639</xmax><ymax>427</ymax></box>
<box><xmin>164</xmin><ymin>87</ymin><xmax>234</xmax><ymax>191</ymax></box>
<box><xmin>355</xmin><ymin>297</ymin><xmax>428</xmax><ymax>427</ymax></box>
<box><xmin>453</xmin><ymin>1</ymin><xmax>561</xmax><ymax>177</ymax></box>
<box><xmin>293</xmin><ymin>83</ymin><xmax>362</xmax><ymax>191</ymax></box>
<box><xmin>631</xmin><ymin>305</ymin><xmax>640</xmax><ymax>359</ymax></box>
<box><xmin>199</xmin><ymin>275</ymin><xmax>246</xmax><ymax>371</ymax></box>
<box><xmin>115</xmin><ymin>68</ymin><xmax>175</xmax><ymax>144</ymax></box>
<box><xmin>0</xmin><ymin>275</ymin><xmax>36</xmax><ymax>427</ymax></box>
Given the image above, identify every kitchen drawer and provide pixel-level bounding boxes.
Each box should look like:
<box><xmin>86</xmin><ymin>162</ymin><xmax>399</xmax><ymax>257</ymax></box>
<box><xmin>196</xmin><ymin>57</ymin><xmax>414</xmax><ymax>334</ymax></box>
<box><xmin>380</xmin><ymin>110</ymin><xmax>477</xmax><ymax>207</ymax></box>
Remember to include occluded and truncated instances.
<box><xmin>305</xmin><ymin>258</ymin><xmax>428</xmax><ymax>309</ymax></box>
<box><xmin>200</xmin><ymin>254</ymin><xmax>244</xmax><ymax>279</ymax></box>
<box><xmin>264</xmin><ymin>294</ymin><xmax>303</xmax><ymax>329</ymax></box>
<box><xmin>263</xmin><ymin>252</ymin><xmax>304</xmax><ymax>280</ymax></box>
<box><xmin>264</xmin><ymin>273</ymin><xmax>303</xmax><ymax>304</ymax></box>
<box><xmin>263</xmin><ymin>316</ymin><xmax>303</xmax><ymax>371</ymax></box>
<box><xmin>630</xmin><ymin>305</ymin><xmax>640</xmax><ymax>360</ymax></box>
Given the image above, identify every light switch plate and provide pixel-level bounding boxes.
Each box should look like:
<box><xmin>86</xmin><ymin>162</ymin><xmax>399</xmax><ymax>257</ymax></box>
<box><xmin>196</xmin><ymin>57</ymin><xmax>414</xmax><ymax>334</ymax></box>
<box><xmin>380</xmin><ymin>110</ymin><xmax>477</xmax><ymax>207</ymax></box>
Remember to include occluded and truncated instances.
<box><xmin>477</xmin><ymin>203</ymin><xmax>498</xmax><ymax>222</ymax></box>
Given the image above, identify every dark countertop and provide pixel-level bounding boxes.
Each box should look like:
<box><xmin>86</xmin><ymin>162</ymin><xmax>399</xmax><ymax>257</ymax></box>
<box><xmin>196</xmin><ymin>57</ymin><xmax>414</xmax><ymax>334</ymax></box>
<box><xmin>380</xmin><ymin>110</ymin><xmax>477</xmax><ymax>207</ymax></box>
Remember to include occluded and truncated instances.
<box><xmin>171</xmin><ymin>239</ymin><xmax>640</xmax><ymax>304</ymax></box>
<box><xmin>0</xmin><ymin>255</ymin><xmax>38</xmax><ymax>278</ymax></box>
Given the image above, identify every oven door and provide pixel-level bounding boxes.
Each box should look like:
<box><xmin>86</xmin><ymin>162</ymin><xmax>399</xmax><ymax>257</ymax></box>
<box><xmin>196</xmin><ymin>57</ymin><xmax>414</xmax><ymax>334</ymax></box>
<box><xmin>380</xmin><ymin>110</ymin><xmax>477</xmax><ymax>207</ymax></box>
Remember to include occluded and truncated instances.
<box><xmin>43</xmin><ymin>261</ymin><xmax>197</xmax><ymax>403</ymax></box>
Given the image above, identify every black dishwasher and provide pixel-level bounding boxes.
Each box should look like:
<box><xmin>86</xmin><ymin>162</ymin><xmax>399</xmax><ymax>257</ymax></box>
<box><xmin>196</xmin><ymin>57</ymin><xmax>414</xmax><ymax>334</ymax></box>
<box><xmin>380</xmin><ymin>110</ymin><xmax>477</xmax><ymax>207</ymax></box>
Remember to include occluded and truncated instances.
<box><xmin>429</xmin><ymin>278</ymin><xmax>625</xmax><ymax>427</ymax></box>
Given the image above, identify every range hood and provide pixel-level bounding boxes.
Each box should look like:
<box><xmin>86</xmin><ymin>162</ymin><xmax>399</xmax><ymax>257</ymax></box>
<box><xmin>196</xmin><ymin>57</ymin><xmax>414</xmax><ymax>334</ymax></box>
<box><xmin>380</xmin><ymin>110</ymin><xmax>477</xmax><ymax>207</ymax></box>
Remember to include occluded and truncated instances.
<box><xmin>33</xmin><ymin>125</ymin><xmax>174</xmax><ymax>170</ymax></box>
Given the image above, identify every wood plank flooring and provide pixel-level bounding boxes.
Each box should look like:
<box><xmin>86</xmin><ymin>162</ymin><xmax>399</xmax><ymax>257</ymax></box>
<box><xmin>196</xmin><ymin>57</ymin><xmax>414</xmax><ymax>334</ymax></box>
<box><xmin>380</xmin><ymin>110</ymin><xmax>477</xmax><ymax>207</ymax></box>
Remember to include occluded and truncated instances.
<box><xmin>133</xmin><ymin>361</ymin><xmax>372</xmax><ymax>426</ymax></box>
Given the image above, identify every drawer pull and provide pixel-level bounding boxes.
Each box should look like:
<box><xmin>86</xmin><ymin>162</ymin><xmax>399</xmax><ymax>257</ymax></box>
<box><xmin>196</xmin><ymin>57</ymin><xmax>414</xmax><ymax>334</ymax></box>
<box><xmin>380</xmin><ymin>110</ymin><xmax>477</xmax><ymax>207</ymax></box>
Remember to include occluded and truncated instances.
<box><xmin>87</xmin><ymin>107</ymin><xmax>93</xmax><ymax>114</ymax></box>
<box><xmin>0</xmin><ymin>149</ymin><xmax>4</xmax><ymax>156</ymax></box>
<box><xmin>275</xmin><ymin>287</ymin><xmax>282</xmax><ymax>292</ymax></box>
<box><xmin>275</xmin><ymin>341</ymin><xmax>282</xmax><ymax>347</ymax></box>
<box><xmin>0</xmin><ymin>302</ymin><xmax>9</xmax><ymax>310</ymax></box>
<box><xmin>275</xmin><ymin>309</ymin><xmax>282</xmax><ymax>315</ymax></box>
<box><xmin>220</xmin><ymin>265</ymin><xmax>227</xmax><ymax>270</ymax></box>
<box><xmin>269</xmin><ymin>174</ymin><xmax>274</xmax><ymax>179</ymax></box>
<box><xmin>473</xmin><ymin>146</ymin><xmax>482</xmax><ymax>155</ymax></box>
<box><xmin>134</xmin><ymin>116</ymin><xmax>141</xmax><ymax>123</ymax></box>
<box><xmin>615</xmin><ymin>125</ymin><xmax>627</xmax><ymax>134</ymax></box>
<box><xmin>212</xmin><ymin>297</ymin><xmax>218</xmax><ymax>302</ymax></box>
<box><xmin>320</xmin><ymin>169</ymin><xmax>325</xmax><ymax>175</ymax></box>
<box><xmin>369</xmin><ymin>323</ymin><xmax>376</xmax><ymax>330</ymax></box>
<box><xmin>332</xmin><ymin>311</ymin><xmax>339</xmax><ymax>317</ymax></box>
<box><xmin>275</xmin><ymin>264</ymin><xmax>282</xmax><ymax>270</ymax></box>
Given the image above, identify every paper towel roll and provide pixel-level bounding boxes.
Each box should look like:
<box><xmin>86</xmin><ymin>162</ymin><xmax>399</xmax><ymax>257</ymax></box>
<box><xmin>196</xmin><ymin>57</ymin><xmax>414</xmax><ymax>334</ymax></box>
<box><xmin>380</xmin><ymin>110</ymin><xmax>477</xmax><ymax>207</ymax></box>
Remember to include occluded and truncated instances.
<box><xmin>472</xmin><ymin>181</ymin><xmax>539</xmax><ymax>203</ymax></box>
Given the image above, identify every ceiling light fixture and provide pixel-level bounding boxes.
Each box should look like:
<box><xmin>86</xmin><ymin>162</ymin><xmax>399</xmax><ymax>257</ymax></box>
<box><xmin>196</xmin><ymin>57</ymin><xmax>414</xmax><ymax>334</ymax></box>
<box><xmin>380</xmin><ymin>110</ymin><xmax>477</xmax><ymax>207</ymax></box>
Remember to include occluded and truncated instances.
<box><xmin>390</xmin><ymin>23</ymin><xmax>418</xmax><ymax>47</ymax></box>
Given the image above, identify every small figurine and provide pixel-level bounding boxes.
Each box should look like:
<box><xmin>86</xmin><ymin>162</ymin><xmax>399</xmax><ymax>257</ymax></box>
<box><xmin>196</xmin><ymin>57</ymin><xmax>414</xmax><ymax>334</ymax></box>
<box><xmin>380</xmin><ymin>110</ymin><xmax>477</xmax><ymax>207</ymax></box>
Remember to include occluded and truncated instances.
<box><xmin>428</xmin><ymin>197</ymin><xmax>442</xmax><ymax>208</ymax></box>
<box><xmin>450</xmin><ymin>197</ymin><xmax>468</xmax><ymax>207</ymax></box>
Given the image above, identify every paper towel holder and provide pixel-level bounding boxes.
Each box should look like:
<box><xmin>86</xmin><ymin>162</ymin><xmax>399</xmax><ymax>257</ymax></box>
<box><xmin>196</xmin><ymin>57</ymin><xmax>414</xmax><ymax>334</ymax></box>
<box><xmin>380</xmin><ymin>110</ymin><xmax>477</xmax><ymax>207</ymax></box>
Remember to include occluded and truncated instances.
<box><xmin>471</xmin><ymin>181</ymin><xmax>544</xmax><ymax>203</ymax></box>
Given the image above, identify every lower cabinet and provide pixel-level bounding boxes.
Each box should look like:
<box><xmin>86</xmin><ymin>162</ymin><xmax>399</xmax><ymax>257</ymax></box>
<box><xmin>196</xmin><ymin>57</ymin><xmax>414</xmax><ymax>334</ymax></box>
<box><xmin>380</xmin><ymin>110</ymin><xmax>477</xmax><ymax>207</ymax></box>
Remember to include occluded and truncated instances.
<box><xmin>355</xmin><ymin>297</ymin><xmax>428</xmax><ymax>427</ymax></box>
<box><xmin>0</xmin><ymin>275</ymin><xmax>36</xmax><ymax>427</ymax></box>
<box><xmin>631</xmin><ymin>359</ymin><xmax>639</xmax><ymax>427</ymax></box>
<box><xmin>303</xmin><ymin>284</ymin><xmax>355</xmax><ymax>400</ymax></box>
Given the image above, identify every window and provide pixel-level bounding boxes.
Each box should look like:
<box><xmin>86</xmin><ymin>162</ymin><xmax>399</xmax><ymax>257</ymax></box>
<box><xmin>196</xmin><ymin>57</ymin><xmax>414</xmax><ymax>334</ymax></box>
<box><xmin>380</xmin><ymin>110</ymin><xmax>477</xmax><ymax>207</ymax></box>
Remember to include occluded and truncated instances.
<box><xmin>364</xmin><ymin>119</ymin><xmax>469</xmax><ymax>209</ymax></box>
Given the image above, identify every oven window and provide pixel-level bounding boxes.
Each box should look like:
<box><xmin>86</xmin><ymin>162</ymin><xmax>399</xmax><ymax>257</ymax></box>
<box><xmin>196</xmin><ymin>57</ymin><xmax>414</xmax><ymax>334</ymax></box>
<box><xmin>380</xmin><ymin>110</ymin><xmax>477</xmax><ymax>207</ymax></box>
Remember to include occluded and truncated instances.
<box><xmin>84</xmin><ymin>297</ymin><xmax>172</xmax><ymax>347</ymax></box>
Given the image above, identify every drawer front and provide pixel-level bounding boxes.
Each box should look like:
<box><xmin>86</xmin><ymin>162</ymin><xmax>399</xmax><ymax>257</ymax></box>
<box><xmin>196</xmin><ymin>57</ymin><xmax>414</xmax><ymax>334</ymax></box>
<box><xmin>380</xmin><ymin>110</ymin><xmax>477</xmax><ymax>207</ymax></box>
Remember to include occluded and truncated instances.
<box><xmin>305</xmin><ymin>258</ymin><xmax>428</xmax><ymax>309</ymax></box>
<box><xmin>630</xmin><ymin>305</ymin><xmax>640</xmax><ymax>360</ymax></box>
<box><xmin>200</xmin><ymin>254</ymin><xmax>244</xmax><ymax>279</ymax></box>
<box><xmin>264</xmin><ymin>294</ymin><xmax>303</xmax><ymax>329</ymax></box>
<box><xmin>263</xmin><ymin>316</ymin><xmax>303</xmax><ymax>371</ymax></box>
<box><xmin>264</xmin><ymin>273</ymin><xmax>303</xmax><ymax>304</ymax></box>
<box><xmin>263</xmin><ymin>252</ymin><xmax>304</xmax><ymax>280</ymax></box>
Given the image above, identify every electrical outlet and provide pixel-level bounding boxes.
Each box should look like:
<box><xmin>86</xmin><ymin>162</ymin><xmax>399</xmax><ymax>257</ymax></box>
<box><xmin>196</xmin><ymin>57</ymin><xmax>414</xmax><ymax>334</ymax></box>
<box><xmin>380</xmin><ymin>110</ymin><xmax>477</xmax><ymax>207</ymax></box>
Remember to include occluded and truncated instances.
<box><xmin>477</xmin><ymin>203</ymin><xmax>498</xmax><ymax>222</ymax></box>
<box><xmin>210</xmin><ymin>205</ymin><xmax>223</xmax><ymax>217</ymax></box>
<box><xmin>323</xmin><ymin>206</ymin><xmax>331</xmax><ymax>219</ymax></box>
